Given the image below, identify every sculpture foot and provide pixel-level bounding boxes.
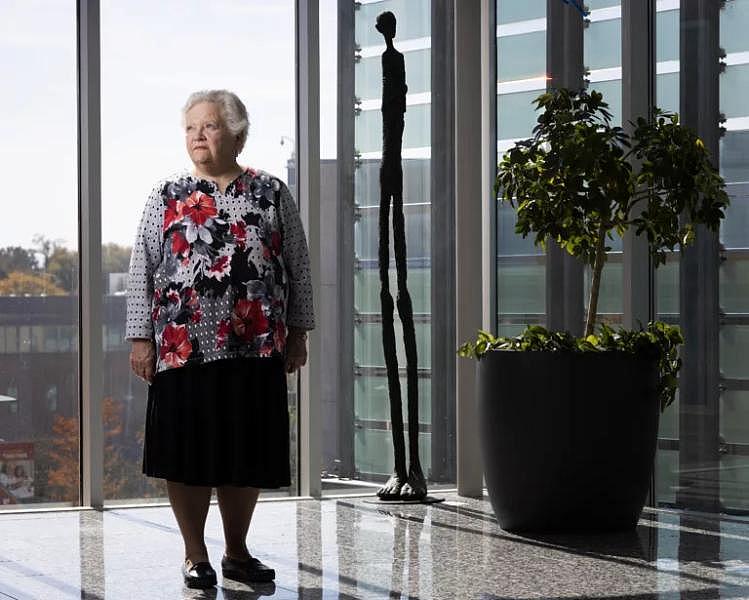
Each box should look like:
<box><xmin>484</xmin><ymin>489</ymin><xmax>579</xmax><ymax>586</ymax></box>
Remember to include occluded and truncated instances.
<box><xmin>377</xmin><ymin>473</ymin><xmax>405</xmax><ymax>499</ymax></box>
<box><xmin>400</xmin><ymin>464</ymin><xmax>427</xmax><ymax>500</ymax></box>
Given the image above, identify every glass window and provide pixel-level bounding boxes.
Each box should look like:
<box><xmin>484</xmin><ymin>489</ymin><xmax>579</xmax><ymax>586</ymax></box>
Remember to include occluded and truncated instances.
<box><xmin>496</xmin><ymin>2</ymin><xmax>547</xmax><ymax>332</ymax></box>
<box><xmin>497</xmin><ymin>90</ymin><xmax>544</xmax><ymax>141</ymax></box>
<box><xmin>356</xmin><ymin>49</ymin><xmax>430</xmax><ymax>100</ymax></box>
<box><xmin>721</xmin><ymin>65</ymin><xmax>749</xmax><ymax>119</ymax></box>
<box><xmin>585</xmin><ymin>18</ymin><xmax>621</xmax><ymax>71</ymax></box>
<box><xmin>355</xmin><ymin>104</ymin><xmax>431</xmax><ymax>153</ymax></box>
<box><xmin>719</xmin><ymin>0</ymin><xmax>749</xmax><ymax>513</ymax></box>
<box><xmin>495</xmin><ymin>0</ymin><xmax>546</xmax><ymax>335</ymax></box>
<box><xmin>0</xmin><ymin>0</ymin><xmax>78</xmax><ymax>509</ymax></box>
<box><xmin>497</xmin><ymin>259</ymin><xmax>546</xmax><ymax>317</ymax></box>
<box><xmin>655</xmin><ymin>3</ymin><xmax>680</xmax><ymax>508</ymax></box>
<box><xmin>355</xmin><ymin>205</ymin><xmax>431</xmax><ymax>262</ymax></box>
<box><xmin>721</xmin><ymin>0</ymin><xmax>749</xmax><ymax>54</ymax></box>
<box><xmin>497</xmin><ymin>0</ymin><xmax>545</xmax><ymax>25</ymax></box>
<box><xmin>657</xmin><ymin>72</ymin><xmax>679</xmax><ymax>114</ymax></box>
<box><xmin>721</xmin><ymin>133</ymin><xmax>749</xmax><ymax>184</ymax></box>
<box><xmin>100</xmin><ymin>0</ymin><xmax>297</xmax><ymax>503</ymax></box>
<box><xmin>497</xmin><ymin>32</ymin><xmax>546</xmax><ymax>82</ymax></box>
<box><xmin>588</xmin><ymin>81</ymin><xmax>622</xmax><ymax>125</ymax></box>
<box><xmin>355</xmin><ymin>0</ymin><xmax>431</xmax><ymax>48</ymax></box>
<box><xmin>656</xmin><ymin>10</ymin><xmax>680</xmax><ymax>63</ymax></box>
<box><xmin>348</xmin><ymin>0</ymin><xmax>451</xmax><ymax>492</ymax></box>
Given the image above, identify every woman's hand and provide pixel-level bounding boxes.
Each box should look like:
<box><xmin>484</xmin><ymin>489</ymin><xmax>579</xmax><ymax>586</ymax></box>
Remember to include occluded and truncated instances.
<box><xmin>285</xmin><ymin>328</ymin><xmax>308</xmax><ymax>373</ymax></box>
<box><xmin>130</xmin><ymin>339</ymin><xmax>156</xmax><ymax>384</ymax></box>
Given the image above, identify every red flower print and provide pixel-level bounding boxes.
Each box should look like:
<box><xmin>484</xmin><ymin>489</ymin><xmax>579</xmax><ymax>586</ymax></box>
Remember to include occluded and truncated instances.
<box><xmin>216</xmin><ymin>318</ymin><xmax>232</xmax><ymax>349</ymax></box>
<box><xmin>271</xmin><ymin>231</ymin><xmax>281</xmax><ymax>256</ymax></box>
<box><xmin>171</xmin><ymin>231</ymin><xmax>190</xmax><ymax>261</ymax></box>
<box><xmin>231</xmin><ymin>299</ymin><xmax>269</xmax><ymax>342</ymax></box>
<box><xmin>207</xmin><ymin>255</ymin><xmax>231</xmax><ymax>280</ymax></box>
<box><xmin>230</xmin><ymin>220</ymin><xmax>247</xmax><ymax>249</ymax></box>
<box><xmin>183</xmin><ymin>191</ymin><xmax>217</xmax><ymax>226</ymax></box>
<box><xmin>165</xmin><ymin>287</ymin><xmax>181</xmax><ymax>306</ymax></box>
<box><xmin>191</xmin><ymin>309</ymin><xmax>202</xmax><ymax>324</ymax></box>
<box><xmin>274</xmin><ymin>320</ymin><xmax>286</xmax><ymax>353</ymax></box>
<box><xmin>159</xmin><ymin>323</ymin><xmax>192</xmax><ymax>368</ymax></box>
<box><xmin>183</xmin><ymin>286</ymin><xmax>199</xmax><ymax>310</ymax></box>
<box><xmin>163</xmin><ymin>199</ymin><xmax>184</xmax><ymax>231</ymax></box>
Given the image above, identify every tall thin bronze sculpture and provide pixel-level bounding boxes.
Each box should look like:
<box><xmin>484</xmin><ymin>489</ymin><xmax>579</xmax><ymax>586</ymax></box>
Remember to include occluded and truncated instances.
<box><xmin>375</xmin><ymin>11</ymin><xmax>426</xmax><ymax>500</ymax></box>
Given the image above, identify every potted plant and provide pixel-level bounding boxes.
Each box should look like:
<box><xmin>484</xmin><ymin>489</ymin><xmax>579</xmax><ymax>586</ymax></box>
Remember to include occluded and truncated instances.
<box><xmin>460</xmin><ymin>88</ymin><xmax>729</xmax><ymax>532</ymax></box>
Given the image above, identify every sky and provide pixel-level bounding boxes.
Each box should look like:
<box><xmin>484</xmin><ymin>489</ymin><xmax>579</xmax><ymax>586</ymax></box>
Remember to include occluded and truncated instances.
<box><xmin>0</xmin><ymin>0</ymin><xmax>339</xmax><ymax>249</ymax></box>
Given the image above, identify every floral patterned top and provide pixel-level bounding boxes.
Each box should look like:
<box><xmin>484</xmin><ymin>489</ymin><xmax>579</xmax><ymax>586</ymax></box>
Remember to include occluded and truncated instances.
<box><xmin>125</xmin><ymin>167</ymin><xmax>315</xmax><ymax>373</ymax></box>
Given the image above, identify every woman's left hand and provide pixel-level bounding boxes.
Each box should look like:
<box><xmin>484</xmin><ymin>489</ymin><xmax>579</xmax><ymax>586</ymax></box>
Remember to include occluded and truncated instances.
<box><xmin>285</xmin><ymin>329</ymin><xmax>308</xmax><ymax>373</ymax></box>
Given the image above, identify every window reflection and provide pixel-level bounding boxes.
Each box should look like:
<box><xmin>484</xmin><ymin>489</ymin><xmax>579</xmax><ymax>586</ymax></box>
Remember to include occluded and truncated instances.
<box><xmin>0</xmin><ymin>0</ymin><xmax>79</xmax><ymax>509</ymax></box>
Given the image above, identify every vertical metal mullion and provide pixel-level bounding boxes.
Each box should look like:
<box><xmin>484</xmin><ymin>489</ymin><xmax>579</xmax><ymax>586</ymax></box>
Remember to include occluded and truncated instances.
<box><xmin>678</xmin><ymin>0</ymin><xmax>721</xmax><ymax>513</ymax></box>
<box><xmin>296</xmin><ymin>0</ymin><xmax>322</xmax><ymax>498</ymax></box>
<box><xmin>77</xmin><ymin>0</ymin><xmax>103</xmax><ymax>509</ymax></box>
<box><xmin>336</xmin><ymin>0</ymin><xmax>356</xmax><ymax>480</ymax></box>
<box><xmin>483</xmin><ymin>0</ymin><xmax>497</xmax><ymax>337</ymax></box>
<box><xmin>431</xmin><ymin>0</ymin><xmax>456</xmax><ymax>483</ymax></box>
<box><xmin>546</xmin><ymin>0</ymin><xmax>584</xmax><ymax>335</ymax></box>
<box><xmin>454</xmin><ymin>0</ymin><xmax>485</xmax><ymax>497</ymax></box>
<box><xmin>622</xmin><ymin>0</ymin><xmax>656</xmax><ymax>332</ymax></box>
<box><xmin>621</xmin><ymin>0</ymin><xmax>656</xmax><ymax>505</ymax></box>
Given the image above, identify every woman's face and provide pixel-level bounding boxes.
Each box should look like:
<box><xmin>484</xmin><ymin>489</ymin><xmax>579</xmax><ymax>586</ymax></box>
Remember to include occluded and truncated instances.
<box><xmin>184</xmin><ymin>102</ymin><xmax>238</xmax><ymax>171</ymax></box>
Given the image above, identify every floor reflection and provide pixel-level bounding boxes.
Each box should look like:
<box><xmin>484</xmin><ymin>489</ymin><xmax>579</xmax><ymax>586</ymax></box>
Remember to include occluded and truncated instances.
<box><xmin>0</xmin><ymin>494</ymin><xmax>748</xmax><ymax>599</ymax></box>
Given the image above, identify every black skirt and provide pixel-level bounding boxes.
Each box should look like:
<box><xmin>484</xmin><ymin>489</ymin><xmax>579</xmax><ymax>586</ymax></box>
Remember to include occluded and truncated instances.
<box><xmin>142</xmin><ymin>356</ymin><xmax>290</xmax><ymax>488</ymax></box>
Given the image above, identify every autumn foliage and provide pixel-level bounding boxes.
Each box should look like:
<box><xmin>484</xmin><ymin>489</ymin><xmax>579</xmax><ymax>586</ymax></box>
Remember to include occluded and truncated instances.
<box><xmin>45</xmin><ymin>397</ymin><xmax>165</xmax><ymax>502</ymax></box>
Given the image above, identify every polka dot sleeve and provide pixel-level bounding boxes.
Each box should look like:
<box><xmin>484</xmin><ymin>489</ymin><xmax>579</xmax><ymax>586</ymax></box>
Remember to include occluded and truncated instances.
<box><xmin>278</xmin><ymin>182</ymin><xmax>316</xmax><ymax>331</ymax></box>
<box><xmin>125</xmin><ymin>185</ymin><xmax>164</xmax><ymax>340</ymax></box>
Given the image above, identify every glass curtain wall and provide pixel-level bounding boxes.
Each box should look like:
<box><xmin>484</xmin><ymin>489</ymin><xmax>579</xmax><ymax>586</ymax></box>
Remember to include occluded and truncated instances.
<box><xmin>0</xmin><ymin>1</ymin><xmax>79</xmax><ymax>509</ymax></box>
<box><xmin>719</xmin><ymin>0</ymin><xmax>749</xmax><ymax>513</ymax></box>
<box><xmin>655</xmin><ymin>0</ymin><xmax>681</xmax><ymax>506</ymax></box>
<box><xmin>496</xmin><ymin>0</ymin><xmax>547</xmax><ymax>335</ymax></box>
<box><xmin>584</xmin><ymin>1</ymin><xmax>623</xmax><ymax>325</ymax></box>
<box><xmin>352</xmin><ymin>0</ymin><xmax>435</xmax><ymax>482</ymax></box>
<box><xmin>100</xmin><ymin>0</ymin><xmax>297</xmax><ymax>503</ymax></box>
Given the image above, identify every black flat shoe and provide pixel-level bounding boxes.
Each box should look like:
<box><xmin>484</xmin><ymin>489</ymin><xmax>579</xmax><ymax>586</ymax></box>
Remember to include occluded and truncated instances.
<box><xmin>221</xmin><ymin>554</ymin><xmax>276</xmax><ymax>583</ymax></box>
<box><xmin>182</xmin><ymin>559</ymin><xmax>217</xmax><ymax>589</ymax></box>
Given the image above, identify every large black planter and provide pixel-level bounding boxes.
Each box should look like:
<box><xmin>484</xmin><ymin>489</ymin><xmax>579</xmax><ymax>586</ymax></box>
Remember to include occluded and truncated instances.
<box><xmin>477</xmin><ymin>350</ymin><xmax>660</xmax><ymax>532</ymax></box>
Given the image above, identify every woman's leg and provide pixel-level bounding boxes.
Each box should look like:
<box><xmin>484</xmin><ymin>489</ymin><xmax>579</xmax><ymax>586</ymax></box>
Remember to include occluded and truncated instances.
<box><xmin>216</xmin><ymin>486</ymin><xmax>261</xmax><ymax>560</ymax></box>
<box><xmin>167</xmin><ymin>480</ymin><xmax>213</xmax><ymax>563</ymax></box>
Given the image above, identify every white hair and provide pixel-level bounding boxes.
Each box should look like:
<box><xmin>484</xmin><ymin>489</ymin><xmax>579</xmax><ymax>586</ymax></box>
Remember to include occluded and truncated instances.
<box><xmin>182</xmin><ymin>89</ymin><xmax>250</xmax><ymax>156</ymax></box>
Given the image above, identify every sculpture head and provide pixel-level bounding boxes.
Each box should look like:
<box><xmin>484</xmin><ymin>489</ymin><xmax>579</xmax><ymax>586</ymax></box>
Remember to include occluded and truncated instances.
<box><xmin>375</xmin><ymin>11</ymin><xmax>396</xmax><ymax>41</ymax></box>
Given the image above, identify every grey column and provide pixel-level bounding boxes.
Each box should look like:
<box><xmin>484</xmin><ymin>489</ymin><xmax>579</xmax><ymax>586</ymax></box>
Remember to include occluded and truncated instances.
<box><xmin>483</xmin><ymin>0</ymin><xmax>497</xmax><ymax>338</ymax></box>
<box><xmin>431</xmin><ymin>0</ymin><xmax>456</xmax><ymax>483</ymax></box>
<box><xmin>297</xmin><ymin>0</ymin><xmax>322</xmax><ymax>498</ymax></box>
<box><xmin>454</xmin><ymin>0</ymin><xmax>485</xmax><ymax>497</ymax></box>
<box><xmin>78</xmin><ymin>0</ymin><xmax>104</xmax><ymax>509</ymax></box>
<box><xmin>621</xmin><ymin>0</ymin><xmax>656</xmax><ymax>505</ymax></box>
<box><xmin>622</xmin><ymin>0</ymin><xmax>655</xmax><ymax>332</ymax></box>
<box><xmin>546</xmin><ymin>0</ymin><xmax>585</xmax><ymax>335</ymax></box>
<box><xmin>678</xmin><ymin>0</ymin><xmax>721</xmax><ymax>512</ymax></box>
<box><xmin>335</xmin><ymin>0</ymin><xmax>356</xmax><ymax>478</ymax></box>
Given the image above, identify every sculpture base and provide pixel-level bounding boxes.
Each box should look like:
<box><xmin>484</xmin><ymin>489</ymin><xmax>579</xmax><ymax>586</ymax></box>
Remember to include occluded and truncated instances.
<box><xmin>363</xmin><ymin>495</ymin><xmax>445</xmax><ymax>505</ymax></box>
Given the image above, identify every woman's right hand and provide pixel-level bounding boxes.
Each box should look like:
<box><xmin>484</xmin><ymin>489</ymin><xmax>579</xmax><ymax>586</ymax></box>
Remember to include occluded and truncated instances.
<box><xmin>130</xmin><ymin>339</ymin><xmax>156</xmax><ymax>384</ymax></box>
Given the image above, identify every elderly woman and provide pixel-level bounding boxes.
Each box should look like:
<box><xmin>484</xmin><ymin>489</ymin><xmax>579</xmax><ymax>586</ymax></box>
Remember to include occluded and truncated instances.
<box><xmin>126</xmin><ymin>89</ymin><xmax>314</xmax><ymax>590</ymax></box>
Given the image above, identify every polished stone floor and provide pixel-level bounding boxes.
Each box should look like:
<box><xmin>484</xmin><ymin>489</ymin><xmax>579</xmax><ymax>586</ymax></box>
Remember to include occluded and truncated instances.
<box><xmin>1</xmin><ymin>493</ymin><xmax>749</xmax><ymax>599</ymax></box>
